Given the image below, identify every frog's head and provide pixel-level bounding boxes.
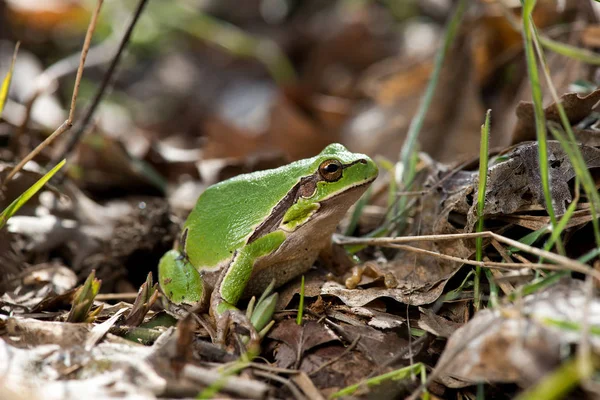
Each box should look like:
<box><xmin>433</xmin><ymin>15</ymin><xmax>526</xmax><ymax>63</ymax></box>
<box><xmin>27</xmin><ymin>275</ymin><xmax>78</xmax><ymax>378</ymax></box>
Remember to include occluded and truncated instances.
<box><xmin>278</xmin><ymin>143</ymin><xmax>378</xmax><ymax>232</ymax></box>
<box><xmin>310</xmin><ymin>143</ymin><xmax>378</xmax><ymax>199</ymax></box>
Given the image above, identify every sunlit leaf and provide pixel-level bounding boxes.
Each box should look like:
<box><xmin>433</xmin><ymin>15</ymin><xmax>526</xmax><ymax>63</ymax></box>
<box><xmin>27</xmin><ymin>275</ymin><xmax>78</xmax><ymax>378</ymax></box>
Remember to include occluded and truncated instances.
<box><xmin>0</xmin><ymin>159</ymin><xmax>66</xmax><ymax>229</ymax></box>
<box><xmin>0</xmin><ymin>42</ymin><xmax>19</xmax><ymax>118</ymax></box>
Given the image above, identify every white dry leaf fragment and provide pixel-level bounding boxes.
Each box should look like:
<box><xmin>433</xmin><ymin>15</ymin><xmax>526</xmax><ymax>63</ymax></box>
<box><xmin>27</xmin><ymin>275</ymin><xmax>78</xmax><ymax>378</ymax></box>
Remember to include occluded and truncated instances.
<box><xmin>435</xmin><ymin>280</ymin><xmax>600</xmax><ymax>389</ymax></box>
<box><xmin>522</xmin><ymin>280</ymin><xmax>600</xmax><ymax>349</ymax></box>
<box><xmin>327</xmin><ymin>305</ymin><xmax>405</xmax><ymax>329</ymax></box>
<box><xmin>1</xmin><ymin>264</ymin><xmax>77</xmax><ymax>312</ymax></box>
<box><xmin>5</xmin><ymin>318</ymin><xmax>90</xmax><ymax>347</ymax></box>
<box><xmin>22</xmin><ymin>264</ymin><xmax>78</xmax><ymax>293</ymax></box>
<box><xmin>350</xmin><ymin>306</ymin><xmax>405</xmax><ymax>329</ymax></box>
<box><xmin>0</xmin><ymin>338</ymin><xmax>165</xmax><ymax>400</ymax></box>
<box><xmin>7</xmin><ymin>215</ymin><xmax>78</xmax><ymax>252</ymax></box>
<box><xmin>434</xmin><ymin>309</ymin><xmax>562</xmax><ymax>389</ymax></box>
<box><xmin>85</xmin><ymin>307</ymin><xmax>129</xmax><ymax>351</ymax></box>
<box><xmin>320</xmin><ymin>278</ymin><xmax>447</xmax><ymax>307</ymax></box>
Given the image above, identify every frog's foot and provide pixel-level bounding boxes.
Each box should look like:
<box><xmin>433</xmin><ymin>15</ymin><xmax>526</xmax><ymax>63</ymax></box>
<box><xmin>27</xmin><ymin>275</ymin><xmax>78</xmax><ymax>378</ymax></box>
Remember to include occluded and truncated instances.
<box><xmin>215</xmin><ymin>307</ymin><xmax>261</xmax><ymax>352</ymax></box>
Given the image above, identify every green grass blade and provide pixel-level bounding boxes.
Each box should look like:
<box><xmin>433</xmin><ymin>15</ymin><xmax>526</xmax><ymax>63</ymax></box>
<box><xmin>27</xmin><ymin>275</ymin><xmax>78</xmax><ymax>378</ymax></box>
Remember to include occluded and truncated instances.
<box><xmin>529</xmin><ymin>17</ymin><xmax>600</xmax><ymax>249</ymax></box>
<box><xmin>150</xmin><ymin>3</ymin><xmax>296</xmax><ymax>84</ymax></box>
<box><xmin>516</xmin><ymin>357</ymin><xmax>589</xmax><ymax>400</ymax></box>
<box><xmin>474</xmin><ymin>110</ymin><xmax>491</xmax><ymax>310</ymax></box>
<box><xmin>507</xmin><ymin>227</ymin><xmax>548</xmax><ymax>254</ymax></box>
<box><xmin>539</xmin><ymin>35</ymin><xmax>600</xmax><ymax>65</ymax></box>
<box><xmin>399</xmin><ymin>0</ymin><xmax>467</xmax><ymax>182</ymax></box>
<box><xmin>0</xmin><ymin>42</ymin><xmax>19</xmax><ymax>118</ymax></box>
<box><xmin>397</xmin><ymin>0</ymin><xmax>467</xmax><ymax>222</ymax></box>
<box><xmin>508</xmin><ymin>271</ymin><xmax>569</xmax><ymax>302</ymax></box>
<box><xmin>543</xmin><ymin>178</ymin><xmax>580</xmax><ymax>255</ymax></box>
<box><xmin>0</xmin><ymin>159</ymin><xmax>66</xmax><ymax>229</ymax></box>
<box><xmin>296</xmin><ymin>275</ymin><xmax>305</xmax><ymax>326</ymax></box>
<box><xmin>329</xmin><ymin>362</ymin><xmax>425</xmax><ymax>399</ymax></box>
<box><xmin>484</xmin><ymin>268</ymin><xmax>498</xmax><ymax>308</ymax></box>
<box><xmin>546</xmin><ymin>123</ymin><xmax>600</xmax><ymax>246</ymax></box>
<box><xmin>541</xmin><ymin>318</ymin><xmax>600</xmax><ymax>336</ymax></box>
<box><xmin>521</xmin><ymin>0</ymin><xmax>558</xmax><ymax>232</ymax></box>
<box><xmin>344</xmin><ymin>186</ymin><xmax>373</xmax><ymax>236</ymax></box>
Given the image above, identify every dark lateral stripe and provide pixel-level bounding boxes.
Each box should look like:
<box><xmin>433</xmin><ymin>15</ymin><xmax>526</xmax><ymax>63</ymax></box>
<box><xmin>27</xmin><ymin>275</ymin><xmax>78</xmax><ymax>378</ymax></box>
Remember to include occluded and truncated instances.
<box><xmin>247</xmin><ymin>174</ymin><xmax>318</xmax><ymax>244</ymax></box>
<box><xmin>246</xmin><ymin>158</ymin><xmax>367</xmax><ymax>243</ymax></box>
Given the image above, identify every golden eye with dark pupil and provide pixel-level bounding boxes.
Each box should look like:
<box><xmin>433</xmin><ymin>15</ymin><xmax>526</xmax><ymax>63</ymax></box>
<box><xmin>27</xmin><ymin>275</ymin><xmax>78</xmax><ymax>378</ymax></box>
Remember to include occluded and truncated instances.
<box><xmin>319</xmin><ymin>159</ymin><xmax>343</xmax><ymax>182</ymax></box>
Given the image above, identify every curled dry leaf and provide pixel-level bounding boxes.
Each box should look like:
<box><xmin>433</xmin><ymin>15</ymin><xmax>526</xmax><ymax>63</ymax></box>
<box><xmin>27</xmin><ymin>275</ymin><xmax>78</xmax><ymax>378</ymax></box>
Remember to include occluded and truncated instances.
<box><xmin>435</xmin><ymin>141</ymin><xmax>600</xmax><ymax>234</ymax></box>
<box><xmin>470</xmin><ymin>141</ymin><xmax>600</xmax><ymax>219</ymax></box>
<box><xmin>435</xmin><ymin>280</ymin><xmax>600</xmax><ymax>389</ymax></box>
<box><xmin>269</xmin><ymin>319</ymin><xmax>339</xmax><ymax>369</ymax></box>
<box><xmin>512</xmin><ymin>88</ymin><xmax>600</xmax><ymax>144</ymax></box>
<box><xmin>434</xmin><ymin>309</ymin><xmax>562</xmax><ymax>388</ymax></box>
<box><xmin>1</xmin><ymin>263</ymin><xmax>77</xmax><ymax>313</ymax></box>
<box><xmin>417</xmin><ymin>307</ymin><xmax>462</xmax><ymax>338</ymax></box>
<box><xmin>5</xmin><ymin>317</ymin><xmax>90</xmax><ymax>347</ymax></box>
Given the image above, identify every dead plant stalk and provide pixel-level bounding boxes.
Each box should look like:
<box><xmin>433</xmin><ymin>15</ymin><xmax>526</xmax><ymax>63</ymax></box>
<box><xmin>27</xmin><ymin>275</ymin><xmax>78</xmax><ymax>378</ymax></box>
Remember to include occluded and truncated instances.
<box><xmin>2</xmin><ymin>0</ymin><xmax>104</xmax><ymax>186</ymax></box>
<box><xmin>336</xmin><ymin>231</ymin><xmax>600</xmax><ymax>281</ymax></box>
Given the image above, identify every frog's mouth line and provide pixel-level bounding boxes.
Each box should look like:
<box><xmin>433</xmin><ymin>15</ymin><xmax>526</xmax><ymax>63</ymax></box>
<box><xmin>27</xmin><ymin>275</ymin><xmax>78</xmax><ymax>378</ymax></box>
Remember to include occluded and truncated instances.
<box><xmin>317</xmin><ymin>173</ymin><xmax>376</xmax><ymax>202</ymax></box>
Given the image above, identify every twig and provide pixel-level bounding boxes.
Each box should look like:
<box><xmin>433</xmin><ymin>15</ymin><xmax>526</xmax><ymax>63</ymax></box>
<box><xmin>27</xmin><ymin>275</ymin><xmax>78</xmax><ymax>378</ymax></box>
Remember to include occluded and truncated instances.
<box><xmin>374</xmin><ymin>333</ymin><xmax>432</xmax><ymax>375</ymax></box>
<box><xmin>335</xmin><ymin>231</ymin><xmax>600</xmax><ymax>281</ymax></box>
<box><xmin>2</xmin><ymin>0</ymin><xmax>104</xmax><ymax>186</ymax></box>
<box><xmin>183</xmin><ymin>364</ymin><xmax>269</xmax><ymax>399</ymax></box>
<box><xmin>53</xmin><ymin>0</ymin><xmax>150</xmax><ymax>165</ymax></box>
<box><xmin>253</xmin><ymin>370</ymin><xmax>305</xmax><ymax>400</ymax></box>
<box><xmin>579</xmin><ymin>273</ymin><xmax>594</xmax><ymax>390</ymax></box>
<box><xmin>291</xmin><ymin>373</ymin><xmax>326</xmax><ymax>400</ymax></box>
<box><xmin>248</xmin><ymin>362</ymin><xmax>301</xmax><ymax>375</ymax></box>
<box><xmin>309</xmin><ymin>335</ymin><xmax>361</xmax><ymax>376</ymax></box>
<box><xmin>12</xmin><ymin>38</ymin><xmax>117</xmax><ymax>149</ymax></box>
<box><xmin>387</xmin><ymin>243</ymin><xmax>566</xmax><ymax>272</ymax></box>
<box><xmin>95</xmin><ymin>292</ymin><xmax>143</xmax><ymax>301</ymax></box>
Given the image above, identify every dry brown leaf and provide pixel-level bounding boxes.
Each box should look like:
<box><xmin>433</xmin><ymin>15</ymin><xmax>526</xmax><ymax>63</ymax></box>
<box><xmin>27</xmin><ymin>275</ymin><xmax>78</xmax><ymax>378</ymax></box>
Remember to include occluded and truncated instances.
<box><xmin>512</xmin><ymin>89</ymin><xmax>600</xmax><ymax>144</ymax></box>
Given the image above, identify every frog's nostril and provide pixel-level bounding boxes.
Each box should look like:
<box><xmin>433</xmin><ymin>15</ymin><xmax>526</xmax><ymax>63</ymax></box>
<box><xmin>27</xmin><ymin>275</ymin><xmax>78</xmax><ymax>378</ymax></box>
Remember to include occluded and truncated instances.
<box><xmin>359</xmin><ymin>159</ymin><xmax>367</xmax><ymax>164</ymax></box>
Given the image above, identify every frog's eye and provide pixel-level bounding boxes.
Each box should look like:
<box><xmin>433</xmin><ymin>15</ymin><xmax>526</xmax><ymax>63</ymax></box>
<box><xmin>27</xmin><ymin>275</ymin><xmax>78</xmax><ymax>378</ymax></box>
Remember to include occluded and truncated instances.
<box><xmin>319</xmin><ymin>159</ymin><xmax>343</xmax><ymax>182</ymax></box>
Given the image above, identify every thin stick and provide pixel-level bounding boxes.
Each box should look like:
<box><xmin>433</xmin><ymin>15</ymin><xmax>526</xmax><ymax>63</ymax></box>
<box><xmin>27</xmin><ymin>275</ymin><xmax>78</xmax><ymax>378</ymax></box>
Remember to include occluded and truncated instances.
<box><xmin>3</xmin><ymin>0</ymin><xmax>104</xmax><ymax>185</ymax></box>
<box><xmin>95</xmin><ymin>292</ymin><xmax>142</xmax><ymax>301</ymax></box>
<box><xmin>387</xmin><ymin>243</ymin><xmax>568</xmax><ymax>272</ymax></box>
<box><xmin>253</xmin><ymin>370</ymin><xmax>305</xmax><ymax>400</ymax></box>
<box><xmin>335</xmin><ymin>231</ymin><xmax>600</xmax><ymax>281</ymax></box>
<box><xmin>309</xmin><ymin>335</ymin><xmax>361</xmax><ymax>376</ymax></box>
<box><xmin>12</xmin><ymin>38</ymin><xmax>117</xmax><ymax>149</ymax></box>
<box><xmin>55</xmin><ymin>0</ymin><xmax>150</xmax><ymax>165</ymax></box>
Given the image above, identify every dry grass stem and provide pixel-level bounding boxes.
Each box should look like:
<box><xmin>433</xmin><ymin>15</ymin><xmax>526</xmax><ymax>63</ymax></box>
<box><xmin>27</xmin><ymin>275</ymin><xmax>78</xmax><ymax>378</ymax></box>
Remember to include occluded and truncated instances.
<box><xmin>3</xmin><ymin>0</ymin><xmax>104</xmax><ymax>185</ymax></box>
<box><xmin>336</xmin><ymin>231</ymin><xmax>599</xmax><ymax>281</ymax></box>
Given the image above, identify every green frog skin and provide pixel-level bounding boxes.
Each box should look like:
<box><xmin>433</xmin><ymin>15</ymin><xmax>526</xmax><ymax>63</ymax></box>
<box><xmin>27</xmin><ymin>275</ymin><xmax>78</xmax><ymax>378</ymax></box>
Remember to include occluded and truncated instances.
<box><xmin>158</xmin><ymin>143</ymin><xmax>378</xmax><ymax>345</ymax></box>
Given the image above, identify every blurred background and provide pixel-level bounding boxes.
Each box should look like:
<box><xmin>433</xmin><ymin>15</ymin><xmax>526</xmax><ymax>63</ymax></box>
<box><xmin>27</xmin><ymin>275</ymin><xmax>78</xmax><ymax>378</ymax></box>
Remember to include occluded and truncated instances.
<box><xmin>1</xmin><ymin>0</ymin><xmax>598</xmax><ymax>291</ymax></box>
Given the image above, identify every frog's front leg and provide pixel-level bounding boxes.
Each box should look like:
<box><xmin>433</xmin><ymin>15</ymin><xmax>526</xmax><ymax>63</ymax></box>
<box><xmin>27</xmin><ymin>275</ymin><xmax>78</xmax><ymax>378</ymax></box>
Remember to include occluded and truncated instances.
<box><xmin>211</xmin><ymin>231</ymin><xmax>286</xmax><ymax>348</ymax></box>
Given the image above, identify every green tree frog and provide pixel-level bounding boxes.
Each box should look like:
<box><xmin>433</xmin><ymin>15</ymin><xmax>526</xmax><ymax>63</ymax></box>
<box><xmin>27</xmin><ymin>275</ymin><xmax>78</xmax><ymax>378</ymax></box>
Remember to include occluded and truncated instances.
<box><xmin>158</xmin><ymin>143</ymin><xmax>378</xmax><ymax>344</ymax></box>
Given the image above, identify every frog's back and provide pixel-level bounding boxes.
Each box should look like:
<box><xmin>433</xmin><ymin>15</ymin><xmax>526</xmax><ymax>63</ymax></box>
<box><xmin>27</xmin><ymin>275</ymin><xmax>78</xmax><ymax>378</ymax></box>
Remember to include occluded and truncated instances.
<box><xmin>183</xmin><ymin>160</ymin><xmax>312</xmax><ymax>268</ymax></box>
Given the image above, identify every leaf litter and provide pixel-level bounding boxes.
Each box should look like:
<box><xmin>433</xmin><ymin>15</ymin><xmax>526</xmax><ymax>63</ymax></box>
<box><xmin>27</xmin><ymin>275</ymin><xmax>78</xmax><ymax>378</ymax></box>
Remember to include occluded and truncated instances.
<box><xmin>3</xmin><ymin>1</ymin><xmax>600</xmax><ymax>399</ymax></box>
